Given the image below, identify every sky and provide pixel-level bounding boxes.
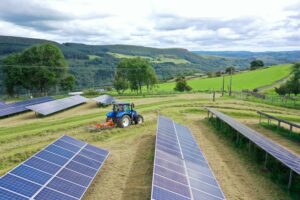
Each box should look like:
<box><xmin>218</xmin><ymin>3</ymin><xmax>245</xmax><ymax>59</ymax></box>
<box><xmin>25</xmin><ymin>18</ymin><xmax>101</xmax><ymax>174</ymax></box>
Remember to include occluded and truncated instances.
<box><xmin>0</xmin><ymin>0</ymin><xmax>300</xmax><ymax>51</ymax></box>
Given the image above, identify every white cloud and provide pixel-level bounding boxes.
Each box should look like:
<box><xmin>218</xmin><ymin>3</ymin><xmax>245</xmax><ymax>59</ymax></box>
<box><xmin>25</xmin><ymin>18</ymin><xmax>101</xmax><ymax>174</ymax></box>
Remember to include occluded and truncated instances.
<box><xmin>0</xmin><ymin>0</ymin><xmax>300</xmax><ymax>51</ymax></box>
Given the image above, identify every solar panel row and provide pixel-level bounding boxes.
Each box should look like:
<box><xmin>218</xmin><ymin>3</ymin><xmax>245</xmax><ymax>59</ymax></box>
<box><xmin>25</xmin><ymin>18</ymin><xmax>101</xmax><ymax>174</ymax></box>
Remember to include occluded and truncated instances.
<box><xmin>0</xmin><ymin>135</ymin><xmax>109</xmax><ymax>200</ymax></box>
<box><xmin>26</xmin><ymin>95</ymin><xmax>88</xmax><ymax>116</ymax></box>
<box><xmin>0</xmin><ymin>101</ymin><xmax>6</xmax><ymax>109</ymax></box>
<box><xmin>0</xmin><ymin>97</ymin><xmax>54</xmax><ymax>117</ymax></box>
<box><xmin>92</xmin><ymin>95</ymin><xmax>115</xmax><ymax>105</ymax></box>
<box><xmin>152</xmin><ymin>116</ymin><xmax>225</xmax><ymax>200</ymax></box>
<box><xmin>206</xmin><ymin>107</ymin><xmax>300</xmax><ymax>176</ymax></box>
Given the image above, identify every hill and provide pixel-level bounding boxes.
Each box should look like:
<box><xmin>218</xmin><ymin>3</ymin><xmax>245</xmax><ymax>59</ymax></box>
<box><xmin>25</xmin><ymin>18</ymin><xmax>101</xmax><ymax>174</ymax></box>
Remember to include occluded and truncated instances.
<box><xmin>0</xmin><ymin>36</ymin><xmax>299</xmax><ymax>93</ymax></box>
<box><xmin>193</xmin><ymin>51</ymin><xmax>300</xmax><ymax>66</ymax></box>
<box><xmin>155</xmin><ymin>64</ymin><xmax>292</xmax><ymax>92</ymax></box>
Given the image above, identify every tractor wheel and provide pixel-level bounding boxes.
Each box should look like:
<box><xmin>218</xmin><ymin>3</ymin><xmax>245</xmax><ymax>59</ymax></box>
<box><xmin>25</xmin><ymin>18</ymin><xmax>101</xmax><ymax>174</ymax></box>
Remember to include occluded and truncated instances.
<box><xmin>135</xmin><ymin>115</ymin><xmax>144</xmax><ymax>125</ymax></box>
<box><xmin>117</xmin><ymin>115</ymin><xmax>131</xmax><ymax>128</ymax></box>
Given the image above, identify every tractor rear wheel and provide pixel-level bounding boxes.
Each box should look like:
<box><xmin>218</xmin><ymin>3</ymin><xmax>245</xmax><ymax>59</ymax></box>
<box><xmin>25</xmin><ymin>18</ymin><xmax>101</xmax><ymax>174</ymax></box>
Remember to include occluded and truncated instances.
<box><xmin>117</xmin><ymin>115</ymin><xmax>131</xmax><ymax>128</ymax></box>
<box><xmin>135</xmin><ymin>115</ymin><xmax>144</xmax><ymax>125</ymax></box>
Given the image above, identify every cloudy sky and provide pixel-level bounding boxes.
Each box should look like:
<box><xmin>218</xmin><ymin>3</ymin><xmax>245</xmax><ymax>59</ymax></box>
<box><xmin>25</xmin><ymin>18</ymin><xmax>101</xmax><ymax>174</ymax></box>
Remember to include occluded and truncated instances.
<box><xmin>0</xmin><ymin>0</ymin><xmax>300</xmax><ymax>51</ymax></box>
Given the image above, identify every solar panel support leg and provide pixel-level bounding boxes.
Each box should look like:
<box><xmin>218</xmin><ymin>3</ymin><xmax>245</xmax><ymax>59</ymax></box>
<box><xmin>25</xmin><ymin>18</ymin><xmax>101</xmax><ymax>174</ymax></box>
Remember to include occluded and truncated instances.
<box><xmin>236</xmin><ymin>132</ymin><xmax>239</xmax><ymax>145</ymax></box>
<box><xmin>264</xmin><ymin>152</ymin><xmax>268</xmax><ymax>169</ymax></box>
<box><xmin>288</xmin><ymin>170</ymin><xmax>293</xmax><ymax>190</ymax></box>
<box><xmin>248</xmin><ymin>141</ymin><xmax>251</xmax><ymax>152</ymax></box>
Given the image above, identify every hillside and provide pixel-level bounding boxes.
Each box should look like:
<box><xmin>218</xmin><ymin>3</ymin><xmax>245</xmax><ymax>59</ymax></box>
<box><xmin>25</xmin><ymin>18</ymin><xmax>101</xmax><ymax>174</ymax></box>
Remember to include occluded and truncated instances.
<box><xmin>155</xmin><ymin>64</ymin><xmax>292</xmax><ymax>92</ymax></box>
<box><xmin>194</xmin><ymin>51</ymin><xmax>300</xmax><ymax>66</ymax></box>
<box><xmin>0</xmin><ymin>36</ymin><xmax>299</xmax><ymax>92</ymax></box>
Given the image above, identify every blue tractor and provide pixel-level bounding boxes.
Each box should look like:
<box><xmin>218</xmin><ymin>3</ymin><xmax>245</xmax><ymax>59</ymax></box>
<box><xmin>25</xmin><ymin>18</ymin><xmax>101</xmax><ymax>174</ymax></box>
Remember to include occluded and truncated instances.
<box><xmin>106</xmin><ymin>102</ymin><xmax>144</xmax><ymax>128</ymax></box>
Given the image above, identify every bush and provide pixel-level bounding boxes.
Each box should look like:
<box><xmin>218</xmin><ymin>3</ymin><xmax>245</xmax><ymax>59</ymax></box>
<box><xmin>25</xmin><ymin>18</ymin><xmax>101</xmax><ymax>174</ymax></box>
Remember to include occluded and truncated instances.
<box><xmin>83</xmin><ymin>88</ymin><xmax>100</xmax><ymax>96</ymax></box>
<box><xmin>174</xmin><ymin>76</ymin><xmax>192</xmax><ymax>92</ymax></box>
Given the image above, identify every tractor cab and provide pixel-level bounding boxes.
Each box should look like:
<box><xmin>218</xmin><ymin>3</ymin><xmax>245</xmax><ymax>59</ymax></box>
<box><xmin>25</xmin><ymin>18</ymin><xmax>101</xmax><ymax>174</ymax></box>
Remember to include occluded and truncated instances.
<box><xmin>106</xmin><ymin>102</ymin><xmax>143</xmax><ymax>128</ymax></box>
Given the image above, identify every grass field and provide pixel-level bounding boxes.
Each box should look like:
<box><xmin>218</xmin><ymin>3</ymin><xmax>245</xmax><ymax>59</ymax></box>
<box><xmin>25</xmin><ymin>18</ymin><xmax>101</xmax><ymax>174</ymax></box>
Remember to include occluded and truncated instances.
<box><xmin>155</xmin><ymin>64</ymin><xmax>292</xmax><ymax>92</ymax></box>
<box><xmin>108</xmin><ymin>52</ymin><xmax>190</xmax><ymax>64</ymax></box>
<box><xmin>1</xmin><ymin>93</ymin><xmax>300</xmax><ymax>199</ymax></box>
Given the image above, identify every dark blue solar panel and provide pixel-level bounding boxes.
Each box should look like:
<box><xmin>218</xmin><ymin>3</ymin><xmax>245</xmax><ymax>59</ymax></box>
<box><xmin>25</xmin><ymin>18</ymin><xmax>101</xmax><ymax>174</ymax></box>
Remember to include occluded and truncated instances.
<box><xmin>47</xmin><ymin>177</ymin><xmax>85</xmax><ymax>199</ymax></box>
<box><xmin>189</xmin><ymin>178</ymin><xmax>224</xmax><ymax>198</ymax></box>
<box><xmin>34</xmin><ymin>188</ymin><xmax>77</xmax><ymax>200</ymax></box>
<box><xmin>26</xmin><ymin>96</ymin><xmax>88</xmax><ymax>116</ymax></box>
<box><xmin>66</xmin><ymin>161</ymin><xmax>97</xmax><ymax>178</ymax></box>
<box><xmin>79</xmin><ymin>149</ymin><xmax>106</xmax><ymax>162</ymax></box>
<box><xmin>60</xmin><ymin>135</ymin><xmax>85</xmax><ymax>147</ymax></box>
<box><xmin>0</xmin><ymin>135</ymin><xmax>109</xmax><ymax>199</ymax></box>
<box><xmin>192</xmin><ymin>188</ymin><xmax>221</xmax><ymax>200</ymax></box>
<box><xmin>152</xmin><ymin>116</ymin><xmax>225</xmax><ymax>200</ymax></box>
<box><xmin>155</xmin><ymin>165</ymin><xmax>188</xmax><ymax>184</ymax></box>
<box><xmin>155</xmin><ymin>157</ymin><xmax>186</xmax><ymax>174</ymax></box>
<box><xmin>24</xmin><ymin>157</ymin><xmax>60</xmax><ymax>175</ymax></box>
<box><xmin>0</xmin><ymin>174</ymin><xmax>41</xmax><ymax>197</ymax></box>
<box><xmin>45</xmin><ymin>145</ymin><xmax>75</xmax><ymax>159</ymax></box>
<box><xmin>73</xmin><ymin>155</ymin><xmax>102</xmax><ymax>169</ymax></box>
<box><xmin>152</xmin><ymin>186</ymin><xmax>190</xmax><ymax>200</ymax></box>
<box><xmin>0</xmin><ymin>187</ymin><xmax>28</xmax><ymax>200</ymax></box>
<box><xmin>84</xmin><ymin>144</ymin><xmax>109</xmax><ymax>156</ymax></box>
<box><xmin>35</xmin><ymin>151</ymin><xmax>68</xmax><ymax>166</ymax></box>
<box><xmin>0</xmin><ymin>97</ymin><xmax>53</xmax><ymax>117</ymax></box>
<box><xmin>154</xmin><ymin>175</ymin><xmax>191</xmax><ymax>198</ymax></box>
<box><xmin>57</xmin><ymin>168</ymin><xmax>92</xmax><ymax>187</ymax></box>
<box><xmin>53</xmin><ymin>140</ymin><xmax>81</xmax><ymax>153</ymax></box>
<box><xmin>10</xmin><ymin>165</ymin><xmax>51</xmax><ymax>185</ymax></box>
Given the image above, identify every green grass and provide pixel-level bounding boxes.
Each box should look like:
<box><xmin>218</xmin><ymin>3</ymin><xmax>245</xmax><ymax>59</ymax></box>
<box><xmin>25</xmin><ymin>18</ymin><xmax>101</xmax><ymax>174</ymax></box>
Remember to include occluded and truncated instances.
<box><xmin>88</xmin><ymin>55</ymin><xmax>101</xmax><ymax>60</ymax></box>
<box><xmin>155</xmin><ymin>64</ymin><xmax>292</xmax><ymax>92</ymax></box>
<box><xmin>108</xmin><ymin>52</ymin><xmax>190</xmax><ymax>64</ymax></box>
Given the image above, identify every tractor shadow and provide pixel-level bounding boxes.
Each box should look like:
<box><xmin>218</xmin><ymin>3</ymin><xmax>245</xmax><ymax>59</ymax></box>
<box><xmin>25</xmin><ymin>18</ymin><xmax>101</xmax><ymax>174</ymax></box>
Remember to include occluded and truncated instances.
<box><xmin>121</xmin><ymin>134</ymin><xmax>155</xmax><ymax>200</ymax></box>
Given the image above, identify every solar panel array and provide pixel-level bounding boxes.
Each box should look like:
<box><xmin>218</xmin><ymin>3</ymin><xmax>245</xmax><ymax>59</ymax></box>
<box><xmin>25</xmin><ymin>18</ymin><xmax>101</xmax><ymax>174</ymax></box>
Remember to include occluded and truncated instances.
<box><xmin>206</xmin><ymin>107</ymin><xmax>300</xmax><ymax>175</ymax></box>
<box><xmin>92</xmin><ymin>95</ymin><xmax>115</xmax><ymax>105</ymax></box>
<box><xmin>0</xmin><ymin>97</ymin><xmax>54</xmax><ymax>117</ymax></box>
<box><xmin>152</xmin><ymin>115</ymin><xmax>225</xmax><ymax>200</ymax></box>
<box><xmin>26</xmin><ymin>95</ymin><xmax>88</xmax><ymax>116</ymax></box>
<box><xmin>0</xmin><ymin>135</ymin><xmax>109</xmax><ymax>200</ymax></box>
<box><xmin>0</xmin><ymin>101</ymin><xmax>6</xmax><ymax>109</ymax></box>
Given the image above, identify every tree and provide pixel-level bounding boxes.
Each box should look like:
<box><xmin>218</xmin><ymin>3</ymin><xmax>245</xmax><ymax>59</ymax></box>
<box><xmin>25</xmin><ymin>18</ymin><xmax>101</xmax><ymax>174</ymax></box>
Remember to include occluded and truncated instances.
<box><xmin>225</xmin><ymin>67</ymin><xmax>235</xmax><ymax>74</ymax></box>
<box><xmin>174</xmin><ymin>76</ymin><xmax>192</xmax><ymax>92</ymax></box>
<box><xmin>115</xmin><ymin>57</ymin><xmax>158</xmax><ymax>93</ymax></box>
<box><xmin>275</xmin><ymin>63</ymin><xmax>300</xmax><ymax>96</ymax></box>
<box><xmin>60</xmin><ymin>75</ymin><xmax>75</xmax><ymax>92</ymax></box>
<box><xmin>3</xmin><ymin>43</ymin><xmax>72</xmax><ymax>96</ymax></box>
<box><xmin>275</xmin><ymin>85</ymin><xmax>288</xmax><ymax>96</ymax></box>
<box><xmin>113</xmin><ymin>74</ymin><xmax>129</xmax><ymax>94</ymax></box>
<box><xmin>250</xmin><ymin>60</ymin><xmax>264</xmax><ymax>70</ymax></box>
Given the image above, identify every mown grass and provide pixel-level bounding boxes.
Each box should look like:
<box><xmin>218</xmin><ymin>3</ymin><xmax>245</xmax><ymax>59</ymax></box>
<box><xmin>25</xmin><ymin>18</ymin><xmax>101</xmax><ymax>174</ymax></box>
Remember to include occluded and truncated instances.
<box><xmin>0</xmin><ymin>94</ymin><xmax>299</xmax><ymax>199</ymax></box>
<box><xmin>155</xmin><ymin>64</ymin><xmax>292</xmax><ymax>92</ymax></box>
<box><xmin>260</xmin><ymin>122</ymin><xmax>300</xmax><ymax>143</ymax></box>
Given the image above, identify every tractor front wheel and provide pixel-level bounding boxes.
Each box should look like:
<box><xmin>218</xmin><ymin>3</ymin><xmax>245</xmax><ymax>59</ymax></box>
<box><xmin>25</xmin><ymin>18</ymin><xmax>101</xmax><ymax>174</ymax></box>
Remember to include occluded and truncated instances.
<box><xmin>135</xmin><ymin>115</ymin><xmax>144</xmax><ymax>125</ymax></box>
<box><xmin>117</xmin><ymin>115</ymin><xmax>131</xmax><ymax>128</ymax></box>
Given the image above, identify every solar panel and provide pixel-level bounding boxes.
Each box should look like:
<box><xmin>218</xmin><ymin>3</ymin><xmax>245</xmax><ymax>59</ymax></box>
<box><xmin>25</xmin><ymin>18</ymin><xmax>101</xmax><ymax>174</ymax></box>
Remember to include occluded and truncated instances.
<box><xmin>92</xmin><ymin>95</ymin><xmax>115</xmax><ymax>105</ymax></box>
<box><xmin>0</xmin><ymin>135</ymin><xmax>109</xmax><ymax>200</ymax></box>
<box><xmin>206</xmin><ymin>107</ymin><xmax>300</xmax><ymax>176</ymax></box>
<box><xmin>26</xmin><ymin>95</ymin><xmax>88</xmax><ymax>116</ymax></box>
<box><xmin>0</xmin><ymin>101</ymin><xmax>7</xmax><ymax>109</ymax></box>
<box><xmin>0</xmin><ymin>97</ymin><xmax>54</xmax><ymax>117</ymax></box>
<box><xmin>152</xmin><ymin>116</ymin><xmax>225</xmax><ymax>200</ymax></box>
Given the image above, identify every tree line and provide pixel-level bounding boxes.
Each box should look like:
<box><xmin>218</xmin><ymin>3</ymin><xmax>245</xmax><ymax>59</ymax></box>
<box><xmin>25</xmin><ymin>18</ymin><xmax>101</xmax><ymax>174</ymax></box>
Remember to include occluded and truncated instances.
<box><xmin>275</xmin><ymin>63</ymin><xmax>300</xmax><ymax>96</ymax></box>
<box><xmin>2</xmin><ymin>44</ymin><xmax>75</xmax><ymax>96</ymax></box>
